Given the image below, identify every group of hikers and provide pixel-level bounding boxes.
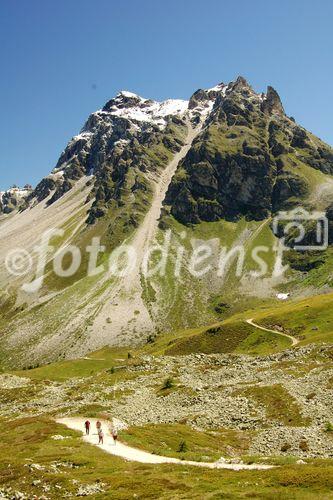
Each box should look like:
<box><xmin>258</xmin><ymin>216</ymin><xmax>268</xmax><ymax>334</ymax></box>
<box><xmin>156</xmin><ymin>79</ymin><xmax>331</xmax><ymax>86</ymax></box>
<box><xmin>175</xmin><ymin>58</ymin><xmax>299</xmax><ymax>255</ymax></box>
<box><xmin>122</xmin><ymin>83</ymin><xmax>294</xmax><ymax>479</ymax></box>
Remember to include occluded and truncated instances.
<box><xmin>84</xmin><ymin>419</ymin><xmax>118</xmax><ymax>445</ymax></box>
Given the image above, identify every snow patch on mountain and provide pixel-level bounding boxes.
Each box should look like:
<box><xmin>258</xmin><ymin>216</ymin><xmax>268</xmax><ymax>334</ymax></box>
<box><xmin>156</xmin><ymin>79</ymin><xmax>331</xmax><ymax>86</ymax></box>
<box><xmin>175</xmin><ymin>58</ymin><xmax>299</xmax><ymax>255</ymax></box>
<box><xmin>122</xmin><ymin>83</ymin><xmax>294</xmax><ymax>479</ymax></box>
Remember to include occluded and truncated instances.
<box><xmin>118</xmin><ymin>90</ymin><xmax>140</xmax><ymax>99</ymax></box>
<box><xmin>114</xmin><ymin>138</ymin><xmax>130</xmax><ymax>147</ymax></box>
<box><xmin>72</xmin><ymin>131</ymin><xmax>93</xmax><ymax>142</ymax></box>
<box><xmin>105</xmin><ymin>93</ymin><xmax>189</xmax><ymax>127</ymax></box>
<box><xmin>207</xmin><ymin>83</ymin><xmax>228</xmax><ymax>94</ymax></box>
<box><xmin>0</xmin><ymin>186</ymin><xmax>32</xmax><ymax>201</ymax></box>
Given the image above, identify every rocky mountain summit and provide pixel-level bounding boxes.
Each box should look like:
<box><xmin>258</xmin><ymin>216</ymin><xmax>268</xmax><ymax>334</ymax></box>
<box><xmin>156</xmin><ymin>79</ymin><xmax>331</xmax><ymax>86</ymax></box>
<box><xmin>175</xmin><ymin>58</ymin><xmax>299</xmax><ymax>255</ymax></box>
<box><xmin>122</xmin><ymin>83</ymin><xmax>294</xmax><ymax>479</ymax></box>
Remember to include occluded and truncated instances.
<box><xmin>164</xmin><ymin>77</ymin><xmax>333</xmax><ymax>223</ymax></box>
<box><xmin>3</xmin><ymin>76</ymin><xmax>333</xmax><ymax>228</ymax></box>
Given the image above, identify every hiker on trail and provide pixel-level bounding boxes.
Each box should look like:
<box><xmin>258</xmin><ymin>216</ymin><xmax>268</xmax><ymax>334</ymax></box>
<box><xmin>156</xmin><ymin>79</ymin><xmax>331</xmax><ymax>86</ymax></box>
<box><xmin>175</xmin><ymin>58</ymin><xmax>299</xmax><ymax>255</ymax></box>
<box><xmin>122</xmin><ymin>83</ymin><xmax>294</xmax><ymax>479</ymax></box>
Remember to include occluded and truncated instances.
<box><xmin>112</xmin><ymin>427</ymin><xmax>118</xmax><ymax>445</ymax></box>
<box><xmin>96</xmin><ymin>420</ymin><xmax>102</xmax><ymax>432</ymax></box>
<box><xmin>84</xmin><ymin>420</ymin><xmax>90</xmax><ymax>435</ymax></box>
<box><xmin>98</xmin><ymin>427</ymin><xmax>104</xmax><ymax>445</ymax></box>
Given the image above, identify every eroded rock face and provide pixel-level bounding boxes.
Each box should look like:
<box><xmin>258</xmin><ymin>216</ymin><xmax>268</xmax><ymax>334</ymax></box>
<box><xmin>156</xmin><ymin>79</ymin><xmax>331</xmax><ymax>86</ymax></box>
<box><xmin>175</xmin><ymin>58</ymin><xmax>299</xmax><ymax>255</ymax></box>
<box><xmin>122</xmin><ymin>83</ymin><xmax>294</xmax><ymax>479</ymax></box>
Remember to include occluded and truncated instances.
<box><xmin>24</xmin><ymin>92</ymin><xmax>189</xmax><ymax>230</ymax></box>
<box><xmin>164</xmin><ymin>79</ymin><xmax>333</xmax><ymax>224</ymax></box>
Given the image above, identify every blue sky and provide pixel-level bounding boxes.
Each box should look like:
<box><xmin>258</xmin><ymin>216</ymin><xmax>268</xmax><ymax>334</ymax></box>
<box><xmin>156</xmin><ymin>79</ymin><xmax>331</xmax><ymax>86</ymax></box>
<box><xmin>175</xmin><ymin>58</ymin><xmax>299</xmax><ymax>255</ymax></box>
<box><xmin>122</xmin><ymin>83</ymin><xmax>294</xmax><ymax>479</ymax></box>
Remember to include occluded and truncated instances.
<box><xmin>1</xmin><ymin>0</ymin><xmax>332</xmax><ymax>190</ymax></box>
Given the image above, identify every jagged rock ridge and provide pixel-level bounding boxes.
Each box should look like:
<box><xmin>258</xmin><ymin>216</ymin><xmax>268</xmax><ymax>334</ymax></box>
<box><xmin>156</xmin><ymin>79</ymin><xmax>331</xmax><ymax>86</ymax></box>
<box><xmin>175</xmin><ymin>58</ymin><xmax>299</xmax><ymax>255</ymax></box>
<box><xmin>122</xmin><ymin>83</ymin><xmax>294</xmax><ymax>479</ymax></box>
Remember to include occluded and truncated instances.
<box><xmin>164</xmin><ymin>77</ymin><xmax>333</xmax><ymax>223</ymax></box>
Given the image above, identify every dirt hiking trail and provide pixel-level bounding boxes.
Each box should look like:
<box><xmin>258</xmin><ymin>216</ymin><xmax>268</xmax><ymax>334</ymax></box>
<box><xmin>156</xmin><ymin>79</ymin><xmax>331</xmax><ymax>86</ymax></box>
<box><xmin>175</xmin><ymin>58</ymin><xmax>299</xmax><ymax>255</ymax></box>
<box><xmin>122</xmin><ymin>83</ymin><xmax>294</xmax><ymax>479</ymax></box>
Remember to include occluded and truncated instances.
<box><xmin>57</xmin><ymin>417</ymin><xmax>274</xmax><ymax>470</ymax></box>
<box><xmin>246</xmin><ymin>318</ymin><xmax>299</xmax><ymax>346</ymax></box>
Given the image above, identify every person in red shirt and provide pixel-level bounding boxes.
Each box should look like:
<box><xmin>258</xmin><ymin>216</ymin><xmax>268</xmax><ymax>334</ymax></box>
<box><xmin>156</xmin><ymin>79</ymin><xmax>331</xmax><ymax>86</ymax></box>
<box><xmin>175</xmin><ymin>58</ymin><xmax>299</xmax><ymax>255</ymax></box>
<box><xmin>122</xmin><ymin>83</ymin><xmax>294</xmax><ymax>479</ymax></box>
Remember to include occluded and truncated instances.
<box><xmin>84</xmin><ymin>420</ymin><xmax>91</xmax><ymax>435</ymax></box>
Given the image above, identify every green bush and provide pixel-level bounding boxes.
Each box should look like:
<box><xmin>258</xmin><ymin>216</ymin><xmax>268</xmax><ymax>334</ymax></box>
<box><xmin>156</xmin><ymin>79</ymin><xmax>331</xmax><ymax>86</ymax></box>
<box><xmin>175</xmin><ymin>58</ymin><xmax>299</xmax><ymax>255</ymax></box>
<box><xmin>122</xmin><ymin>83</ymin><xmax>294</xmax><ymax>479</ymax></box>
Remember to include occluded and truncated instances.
<box><xmin>177</xmin><ymin>440</ymin><xmax>188</xmax><ymax>453</ymax></box>
<box><xmin>162</xmin><ymin>377</ymin><xmax>174</xmax><ymax>390</ymax></box>
<box><xmin>281</xmin><ymin>442</ymin><xmax>291</xmax><ymax>452</ymax></box>
<box><xmin>299</xmin><ymin>440</ymin><xmax>309</xmax><ymax>452</ymax></box>
<box><xmin>325</xmin><ymin>422</ymin><xmax>333</xmax><ymax>432</ymax></box>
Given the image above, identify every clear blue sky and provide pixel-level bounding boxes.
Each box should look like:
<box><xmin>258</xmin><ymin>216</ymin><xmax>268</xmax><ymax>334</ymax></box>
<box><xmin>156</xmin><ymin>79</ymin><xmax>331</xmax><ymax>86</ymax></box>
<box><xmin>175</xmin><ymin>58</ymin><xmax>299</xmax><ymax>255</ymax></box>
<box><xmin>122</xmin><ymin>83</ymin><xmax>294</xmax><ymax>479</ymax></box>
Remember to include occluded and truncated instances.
<box><xmin>1</xmin><ymin>0</ymin><xmax>332</xmax><ymax>190</ymax></box>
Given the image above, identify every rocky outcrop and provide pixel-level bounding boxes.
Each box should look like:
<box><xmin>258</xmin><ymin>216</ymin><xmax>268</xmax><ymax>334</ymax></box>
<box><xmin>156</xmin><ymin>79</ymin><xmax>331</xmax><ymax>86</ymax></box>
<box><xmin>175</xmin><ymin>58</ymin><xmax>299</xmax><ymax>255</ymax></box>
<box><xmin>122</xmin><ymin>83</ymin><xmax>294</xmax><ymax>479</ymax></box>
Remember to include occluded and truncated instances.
<box><xmin>261</xmin><ymin>86</ymin><xmax>285</xmax><ymax>116</ymax></box>
<box><xmin>0</xmin><ymin>185</ymin><xmax>33</xmax><ymax>214</ymax></box>
<box><xmin>25</xmin><ymin>92</ymin><xmax>188</xmax><ymax>234</ymax></box>
<box><xmin>164</xmin><ymin>78</ymin><xmax>333</xmax><ymax>224</ymax></box>
<box><xmin>189</xmin><ymin>89</ymin><xmax>212</xmax><ymax>109</ymax></box>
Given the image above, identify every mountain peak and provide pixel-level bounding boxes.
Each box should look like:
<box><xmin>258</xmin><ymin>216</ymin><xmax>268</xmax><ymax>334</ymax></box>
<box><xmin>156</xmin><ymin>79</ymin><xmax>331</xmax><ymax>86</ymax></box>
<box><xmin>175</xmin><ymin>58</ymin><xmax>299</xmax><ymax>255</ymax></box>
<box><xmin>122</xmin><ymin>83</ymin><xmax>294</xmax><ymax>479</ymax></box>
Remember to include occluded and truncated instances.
<box><xmin>0</xmin><ymin>185</ymin><xmax>33</xmax><ymax>213</ymax></box>
<box><xmin>4</xmin><ymin>76</ymin><xmax>321</xmax><ymax>220</ymax></box>
<box><xmin>103</xmin><ymin>91</ymin><xmax>145</xmax><ymax>111</ymax></box>
<box><xmin>261</xmin><ymin>85</ymin><xmax>285</xmax><ymax>115</ymax></box>
<box><xmin>229</xmin><ymin>75</ymin><xmax>253</xmax><ymax>92</ymax></box>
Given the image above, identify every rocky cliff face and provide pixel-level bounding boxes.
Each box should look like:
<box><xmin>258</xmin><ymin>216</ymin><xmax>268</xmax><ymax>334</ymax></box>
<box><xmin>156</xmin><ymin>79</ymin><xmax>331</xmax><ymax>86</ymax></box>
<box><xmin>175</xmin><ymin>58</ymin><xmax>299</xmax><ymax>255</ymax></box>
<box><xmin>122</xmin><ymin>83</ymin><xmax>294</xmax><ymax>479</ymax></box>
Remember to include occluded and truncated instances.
<box><xmin>24</xmin><ymin>92</ymin><xmax>191</xmax><ymax>241</ymax></box>
<box><xmin>0</xmin><ymin>185</ymin><xmax>32</xmax><ymax>214</ymax></box>
<box><xmin>164</xmin><ymin>77</ymin><xmax>333</xmax><ymax>224</ymax></box>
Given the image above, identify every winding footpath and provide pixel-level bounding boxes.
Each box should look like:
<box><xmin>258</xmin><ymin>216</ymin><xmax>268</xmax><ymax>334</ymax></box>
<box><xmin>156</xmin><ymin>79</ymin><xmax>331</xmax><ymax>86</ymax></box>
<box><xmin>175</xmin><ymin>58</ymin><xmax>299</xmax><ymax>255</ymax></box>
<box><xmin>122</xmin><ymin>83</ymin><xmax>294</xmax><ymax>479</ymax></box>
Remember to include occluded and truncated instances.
<box><xmin>56</xmin><ymin>417</ymin><xmax>273</xmax><ymax>471</ymax></box>
<box><xmin>246</xmin><ymin>318</ymin><xmax>299</xmax><ymax>346</ymax></box>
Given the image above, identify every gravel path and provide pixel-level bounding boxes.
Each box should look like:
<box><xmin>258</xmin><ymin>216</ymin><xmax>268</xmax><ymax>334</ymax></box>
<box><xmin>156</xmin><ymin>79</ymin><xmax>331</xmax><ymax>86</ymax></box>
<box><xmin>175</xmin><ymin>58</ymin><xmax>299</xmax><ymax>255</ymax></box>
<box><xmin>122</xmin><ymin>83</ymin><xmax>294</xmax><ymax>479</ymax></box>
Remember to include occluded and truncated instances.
<box><xmin>56</xmin><ymin>417</ymin><xmax>274</xmax><ymax>470</ymax></box>
<box><xmin>246</xmin><ymin>318</ymin><xmax>299</xmax><ymax>346</ymax></box>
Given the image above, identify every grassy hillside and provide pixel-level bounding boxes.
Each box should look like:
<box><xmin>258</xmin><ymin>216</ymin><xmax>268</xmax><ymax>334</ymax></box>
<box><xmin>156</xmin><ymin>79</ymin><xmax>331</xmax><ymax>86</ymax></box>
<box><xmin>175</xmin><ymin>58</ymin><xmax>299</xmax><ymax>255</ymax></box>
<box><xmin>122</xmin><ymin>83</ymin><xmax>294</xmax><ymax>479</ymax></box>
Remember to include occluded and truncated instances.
<box><xmin>247</xmin><ymin>291</ymin><xmax>333</xmax><ymax>345</ymax></box>
<box><xmin>1</xmin><ymin>290</ymin><xmax>333</xmax><ymax>498</ymax></box>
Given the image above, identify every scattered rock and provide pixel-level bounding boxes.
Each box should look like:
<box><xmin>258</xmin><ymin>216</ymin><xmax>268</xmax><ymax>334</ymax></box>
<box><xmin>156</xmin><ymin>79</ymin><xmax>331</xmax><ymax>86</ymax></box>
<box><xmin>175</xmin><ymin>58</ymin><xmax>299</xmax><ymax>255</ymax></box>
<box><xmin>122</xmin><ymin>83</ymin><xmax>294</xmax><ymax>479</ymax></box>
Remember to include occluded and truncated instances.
<box><xmin>76</xmin><ymin>483</ymin><xmax>106</xmax><ymax>496</ymax></box>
